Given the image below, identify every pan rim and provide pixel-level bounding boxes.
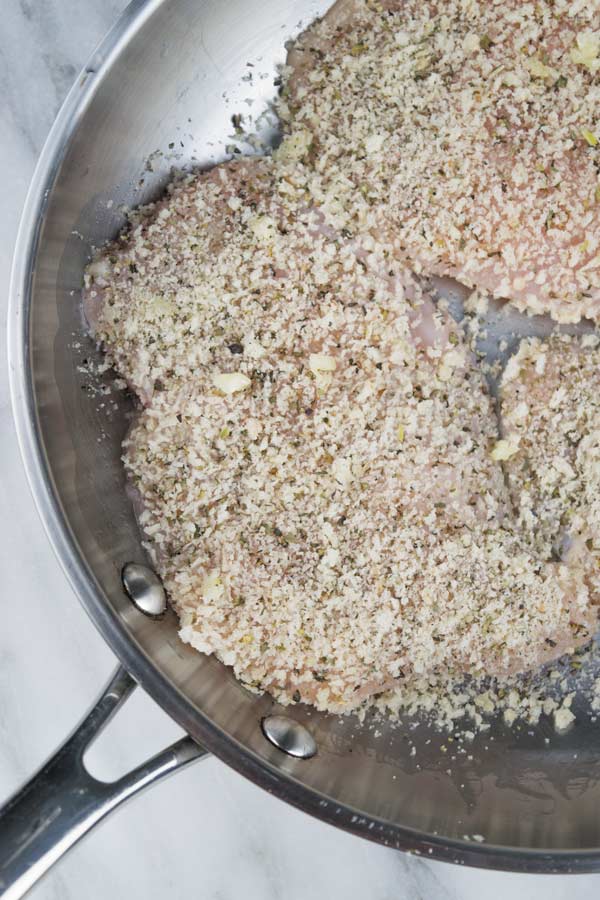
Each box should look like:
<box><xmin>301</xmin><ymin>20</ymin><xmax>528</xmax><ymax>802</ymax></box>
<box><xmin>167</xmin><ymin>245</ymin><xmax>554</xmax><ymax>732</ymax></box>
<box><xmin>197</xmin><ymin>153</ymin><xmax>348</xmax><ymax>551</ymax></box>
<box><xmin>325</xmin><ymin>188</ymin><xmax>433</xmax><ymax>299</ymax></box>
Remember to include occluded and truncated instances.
<box><xmin>7</xmin><ymin>0</ymin><xmax>600</xmax><ymax>874</ymax></box>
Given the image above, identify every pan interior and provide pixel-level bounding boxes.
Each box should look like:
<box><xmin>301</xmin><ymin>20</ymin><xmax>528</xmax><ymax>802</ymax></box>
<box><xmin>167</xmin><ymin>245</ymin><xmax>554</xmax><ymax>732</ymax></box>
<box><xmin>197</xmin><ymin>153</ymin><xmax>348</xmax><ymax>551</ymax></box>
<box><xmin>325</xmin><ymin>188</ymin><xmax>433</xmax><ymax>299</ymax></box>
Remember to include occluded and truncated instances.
<box><xmin>23</xmin><ymin>0</ymin><xmax>600</xmax><ymax>863</ymax></box>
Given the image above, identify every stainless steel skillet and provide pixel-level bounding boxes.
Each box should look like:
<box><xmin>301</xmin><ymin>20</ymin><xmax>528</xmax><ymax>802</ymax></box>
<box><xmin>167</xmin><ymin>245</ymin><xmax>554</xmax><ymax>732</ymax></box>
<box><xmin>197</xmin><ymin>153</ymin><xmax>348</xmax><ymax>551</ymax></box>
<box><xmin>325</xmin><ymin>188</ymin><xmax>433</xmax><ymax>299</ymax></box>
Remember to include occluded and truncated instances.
<box><xmin>5</xmin><ymin>1</ymin><xmax>600</xmax><ymax>895</ymax></box>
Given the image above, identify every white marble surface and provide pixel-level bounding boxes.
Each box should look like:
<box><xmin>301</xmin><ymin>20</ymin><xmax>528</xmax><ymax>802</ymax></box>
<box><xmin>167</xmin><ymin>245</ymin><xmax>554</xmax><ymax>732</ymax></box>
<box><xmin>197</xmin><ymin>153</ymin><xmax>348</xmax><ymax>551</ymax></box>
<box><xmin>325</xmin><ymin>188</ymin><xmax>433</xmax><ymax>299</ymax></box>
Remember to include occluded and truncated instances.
<box><xmin>2</xmin><ymin>2</ymin><xmax>600</xmax><ymax>898</ymax></box>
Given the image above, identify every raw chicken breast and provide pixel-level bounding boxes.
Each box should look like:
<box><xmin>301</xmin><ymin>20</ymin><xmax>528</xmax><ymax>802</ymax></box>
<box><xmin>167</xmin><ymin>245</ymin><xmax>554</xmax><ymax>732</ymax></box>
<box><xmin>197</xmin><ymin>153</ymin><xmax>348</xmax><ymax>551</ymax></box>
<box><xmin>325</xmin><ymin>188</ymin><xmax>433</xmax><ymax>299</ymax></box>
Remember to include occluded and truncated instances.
<box><xmin>282</xmin><ymin>0</ymin><xmax>600</xmax><ymax>324</ymax></box>
<box><xmin>86</xmin><ymin>155</ymin><xmax>596</xmax><ymax>712</ymax></box>
<box><xmin>499</xmin><ymin>334</ymin><xmax>600</xmax><ymax>603</ymax></box>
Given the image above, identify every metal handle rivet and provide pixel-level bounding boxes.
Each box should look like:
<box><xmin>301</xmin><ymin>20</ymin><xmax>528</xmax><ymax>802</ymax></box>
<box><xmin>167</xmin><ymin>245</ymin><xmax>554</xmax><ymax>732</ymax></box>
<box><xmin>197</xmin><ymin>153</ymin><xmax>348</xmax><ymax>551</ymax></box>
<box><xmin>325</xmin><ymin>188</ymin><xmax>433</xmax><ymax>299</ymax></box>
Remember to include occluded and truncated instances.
<box><xmin>122</xmin><ymin>563</ymin><xmax>167</xmax><ymax>617</ymax></box>
<box><xmin>261</xmin><ymin>715</ymin><xmax>317</xmax><ymax>759</ymax></box>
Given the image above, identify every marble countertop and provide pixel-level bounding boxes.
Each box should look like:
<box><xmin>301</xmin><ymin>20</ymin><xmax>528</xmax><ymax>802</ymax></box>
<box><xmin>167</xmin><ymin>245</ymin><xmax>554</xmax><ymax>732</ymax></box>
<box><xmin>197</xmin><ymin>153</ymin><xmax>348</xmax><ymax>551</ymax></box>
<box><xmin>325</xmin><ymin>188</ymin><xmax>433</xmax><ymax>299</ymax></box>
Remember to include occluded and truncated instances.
<box><xmin>1</xmin><ymin>2</ymin><xmax>600</xmax><ymax>898</ymax></box>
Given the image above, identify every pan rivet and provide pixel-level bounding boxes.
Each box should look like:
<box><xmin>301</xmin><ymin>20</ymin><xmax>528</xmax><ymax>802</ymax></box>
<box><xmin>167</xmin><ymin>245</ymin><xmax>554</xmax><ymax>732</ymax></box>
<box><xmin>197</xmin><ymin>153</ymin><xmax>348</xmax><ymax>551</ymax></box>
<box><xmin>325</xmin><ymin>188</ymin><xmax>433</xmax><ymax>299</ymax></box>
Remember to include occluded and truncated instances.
<box><xmin>122</xmin><ymin>563</ymin><xmax>167</xmax><ymax>617</ymax></box>
<box><xmin>261</xmin><ymin>715</ymin><xmax>317</xmax><ymax>759</ymax></box>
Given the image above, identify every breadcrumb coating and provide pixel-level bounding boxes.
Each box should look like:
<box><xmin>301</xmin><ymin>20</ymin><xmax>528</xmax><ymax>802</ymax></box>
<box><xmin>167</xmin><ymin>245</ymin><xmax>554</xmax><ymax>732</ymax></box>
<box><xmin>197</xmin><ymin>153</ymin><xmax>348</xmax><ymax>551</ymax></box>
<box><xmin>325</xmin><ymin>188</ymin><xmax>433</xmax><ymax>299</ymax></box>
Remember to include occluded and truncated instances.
<box><xmin>282</xmin><ymin>0</ymin><xmax>600</xmax><ymax>323</ymax></box>
<box><xmin>84</xmin><ymin>157</ymin><xmax>596</xmax><ymax>713</ymax></box>
<box><xmin>82</xmin><ymin>0</ymin><xmax>600</xmax><ymax>717</ymax></box>
<box><xmin>499</xmin><ymin>334</ymin><xmax>600</xmax><ymax>597</ymax></box>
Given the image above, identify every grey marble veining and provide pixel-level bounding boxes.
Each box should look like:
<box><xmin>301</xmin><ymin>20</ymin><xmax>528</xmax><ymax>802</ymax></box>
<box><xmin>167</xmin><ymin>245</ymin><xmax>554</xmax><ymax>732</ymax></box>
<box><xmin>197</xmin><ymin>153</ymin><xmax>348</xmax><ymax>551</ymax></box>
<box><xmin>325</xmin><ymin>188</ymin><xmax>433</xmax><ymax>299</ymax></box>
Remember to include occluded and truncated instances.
<box><xmin>2</xmin><ymin>2</ymin><xmax>600</xmax><ymax>898</ymax></box>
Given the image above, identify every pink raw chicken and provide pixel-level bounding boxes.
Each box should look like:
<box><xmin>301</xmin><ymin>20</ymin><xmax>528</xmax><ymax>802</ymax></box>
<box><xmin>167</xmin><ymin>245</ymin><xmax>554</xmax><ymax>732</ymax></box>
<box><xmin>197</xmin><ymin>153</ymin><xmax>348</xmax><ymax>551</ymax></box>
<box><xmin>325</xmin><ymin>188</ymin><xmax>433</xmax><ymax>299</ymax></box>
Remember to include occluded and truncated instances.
<box><xmin>86</xmin><ymin>157</ymin><xmax>597</xmax><ymax>712</ymax></box>
<box><xmin>499</xmin><ymin>335</ymin><xmax>600</xmax><ymax>604</ymax></box>
<box><xmin>282</xmin><ymin>0</ymin><xmax>600</xmax><ymax>324</ymax></box>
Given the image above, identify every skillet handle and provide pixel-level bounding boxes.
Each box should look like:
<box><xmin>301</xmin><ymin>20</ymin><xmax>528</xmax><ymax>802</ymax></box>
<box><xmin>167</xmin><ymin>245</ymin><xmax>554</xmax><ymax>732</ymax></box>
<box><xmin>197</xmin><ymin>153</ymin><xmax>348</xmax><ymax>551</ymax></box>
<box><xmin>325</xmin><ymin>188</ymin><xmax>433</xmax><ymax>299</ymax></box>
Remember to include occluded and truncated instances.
<box><xmin>0</xmin><ymin>666</ymin><xmax>208</xmax><ymax>900</ymax></box>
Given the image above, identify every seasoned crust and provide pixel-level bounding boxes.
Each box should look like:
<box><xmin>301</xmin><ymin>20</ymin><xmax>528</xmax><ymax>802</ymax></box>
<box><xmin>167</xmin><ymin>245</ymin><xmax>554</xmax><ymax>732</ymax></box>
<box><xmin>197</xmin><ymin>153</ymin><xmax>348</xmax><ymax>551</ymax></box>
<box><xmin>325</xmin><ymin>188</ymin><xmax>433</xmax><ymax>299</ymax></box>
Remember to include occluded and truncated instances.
<box><xmin>283</xmin><ymin>0</ymin><xmax>600</xmax><ymax>323</ymax></box>
<box><xmin>86</xmin><ymin>156</ymin><xmax>597</xmax><ymax>713</ymax></box>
